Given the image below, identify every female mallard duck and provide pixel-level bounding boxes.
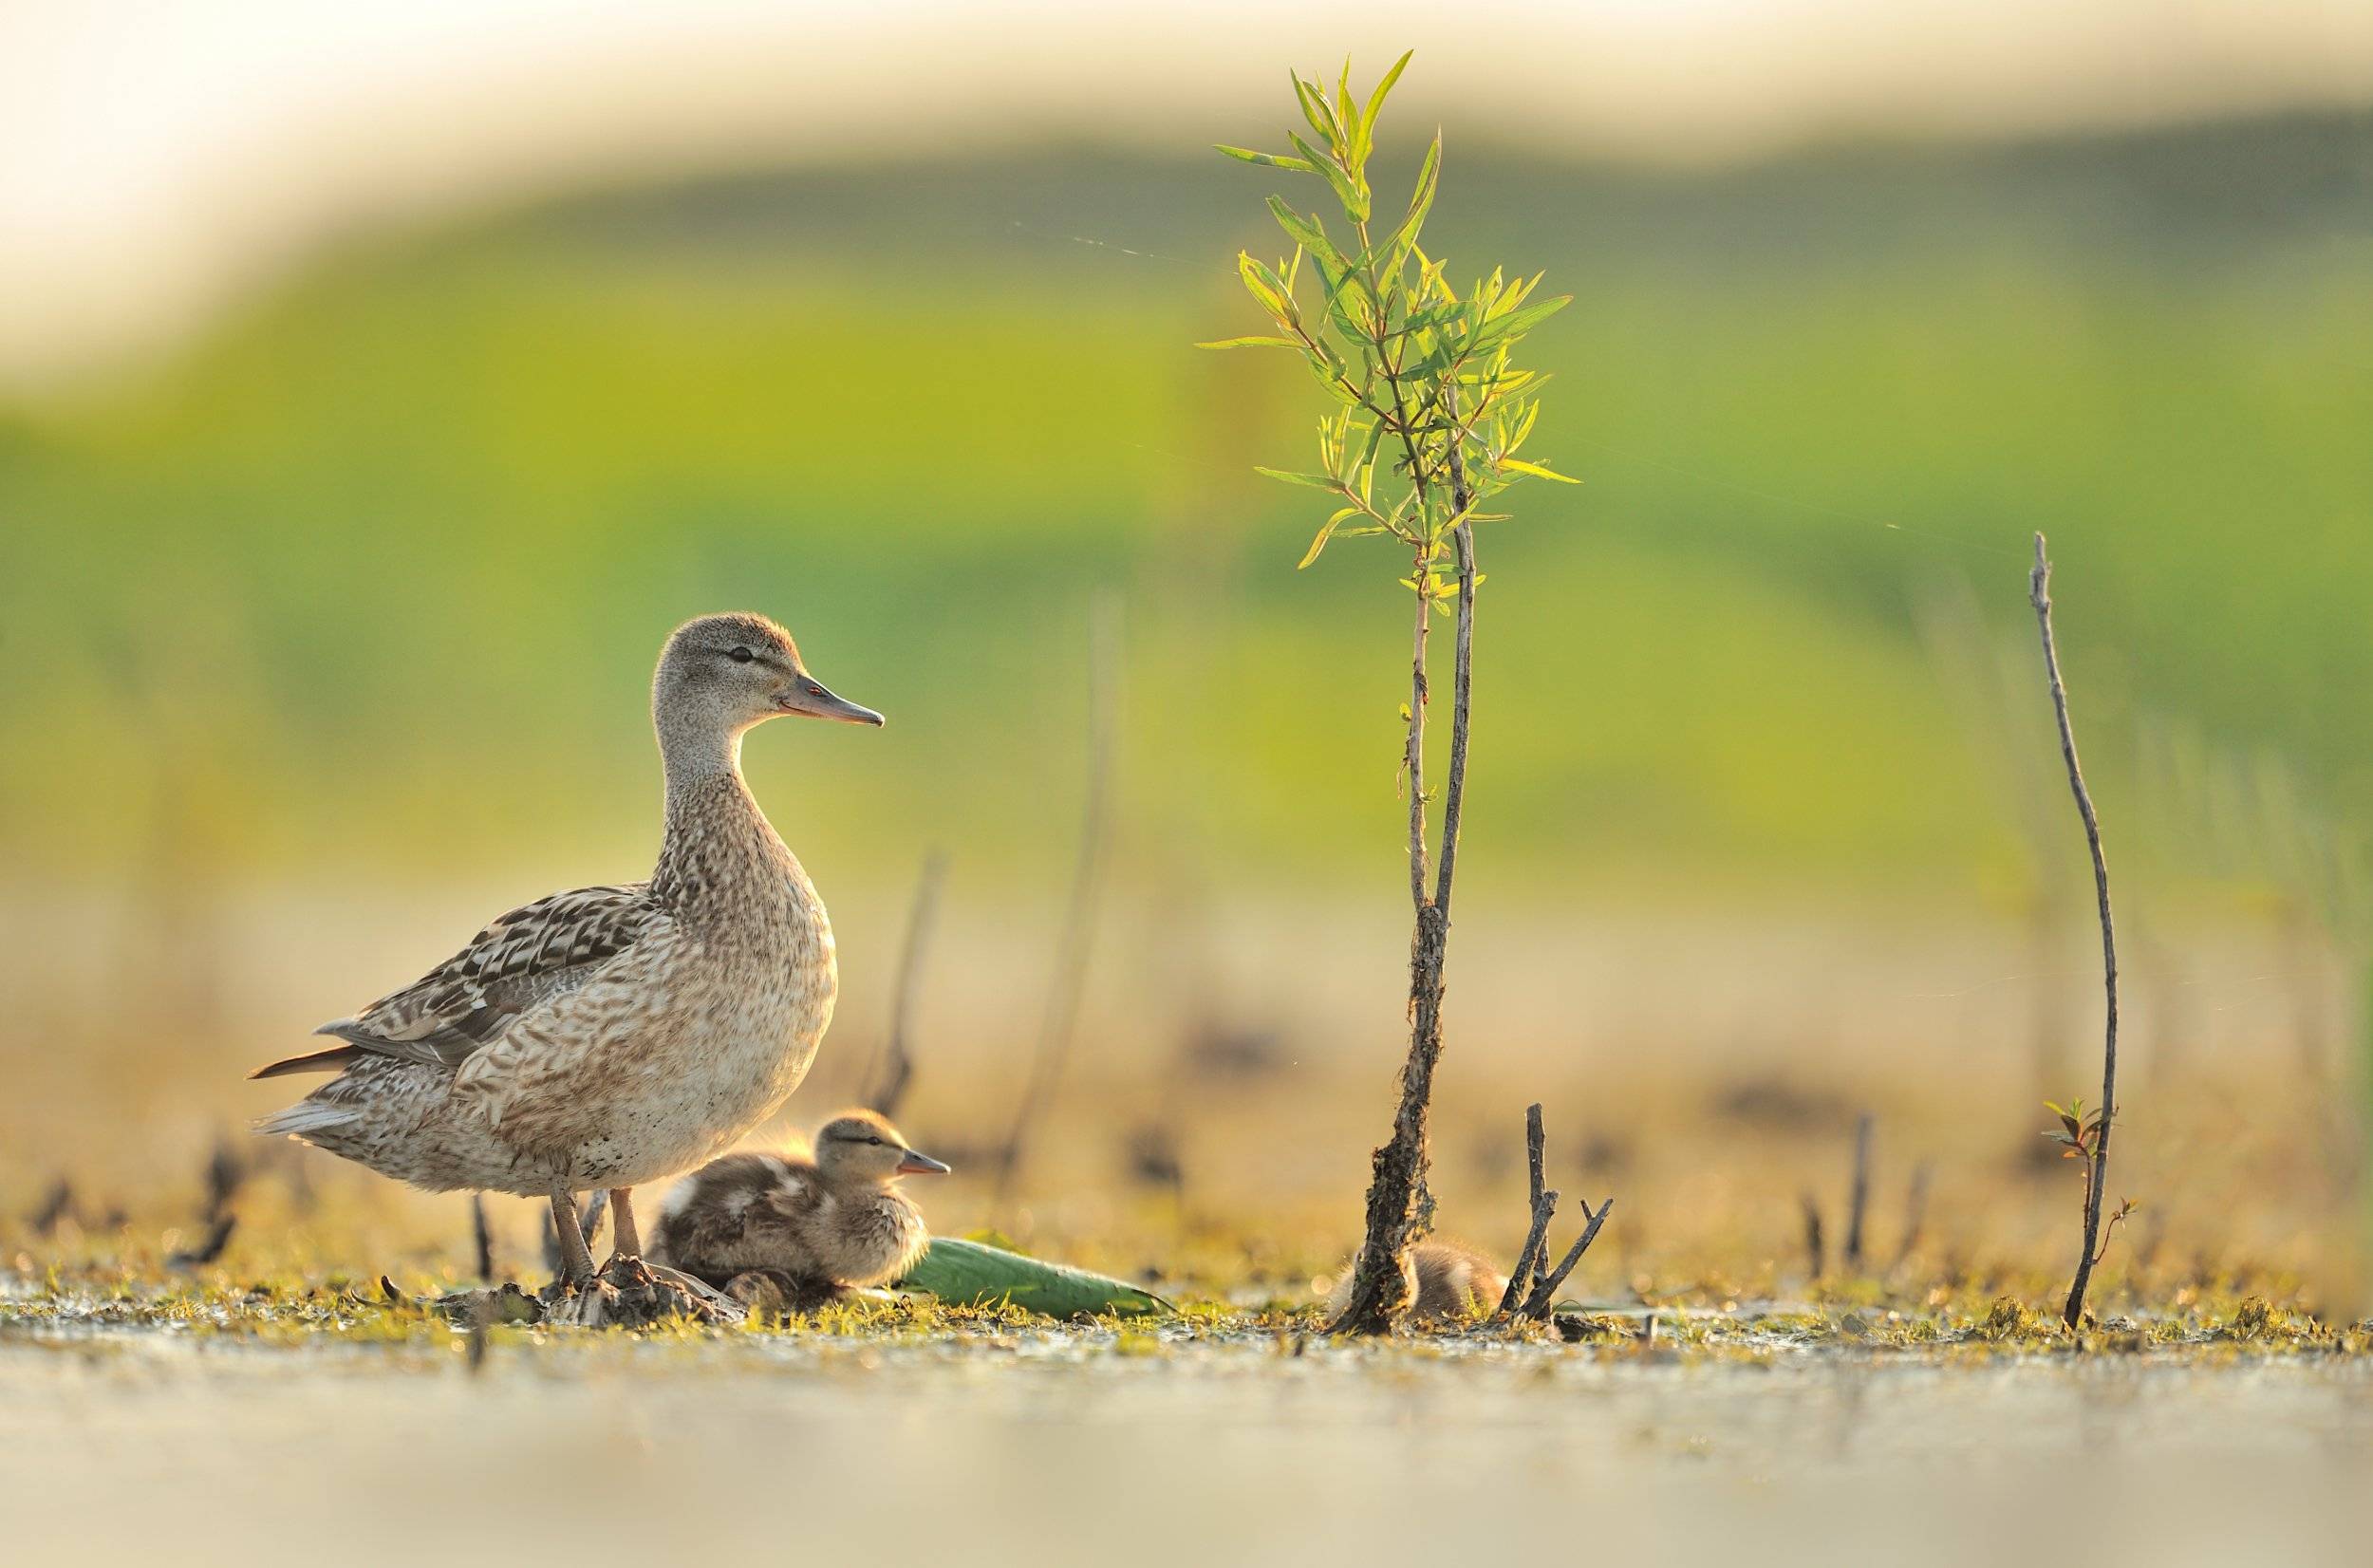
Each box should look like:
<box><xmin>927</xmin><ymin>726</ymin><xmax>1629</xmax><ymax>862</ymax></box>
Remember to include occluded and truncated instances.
<box><xmin>251</xmin><ymin>612</ymin><xmax>882</xmax><ymax>1287</ymax></box>
<box><xmin>647</xmin><ymin>1110</ymin><xmax>949</xmax><ymax>1303</ymax></box>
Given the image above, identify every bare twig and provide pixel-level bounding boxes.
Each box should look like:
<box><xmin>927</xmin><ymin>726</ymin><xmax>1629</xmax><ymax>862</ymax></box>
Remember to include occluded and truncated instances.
<box><xmin>28</xmin><ymin>1178</ymin><xmax>75</xmax><ymax>1237</ymax></box>
<box><xmin>1893</xmin><ymin>1161</ymin><xmax>1934</xmax><ymax>1273</ymax></box>
<box><xmin>1843</xmin><ymin>1112</ymin><xmax>1874</xmax><ymax>1271</ymax></box>
<box><xmin>868</xmin><ymin>849</ymin><xmax>948</xmax><ymax>1120</ymax></box>
<box><xmin>2029</xmin><ymin>532</ymin><xmax>2122</xmax><ymax>1329</ymax></box>
<box><xmin>1801</xmin><ymin>1192</ymin><xmax>1826</xmax><ymax>1279</ymax></box>
<box><xmin>202</xmin><ymin>1137</ymin><xmax>245</xmax><ymax>1227</ymax></box>
<box><xmin>1523</xmin><ymin>1101</ymin><xmax>1546</xmax><ymax>1225</ymax></box>
<box><xmin>994</xmin><ymin>594</ymin><xmax>1121</xmax><ymax>1205</ymax></box>
<box><xmin>1522</xmin><ymin>1197</ymin><xmax>1614</xmax><ymax>1317</ymax></box>
<box><xmin>1486</xmin><ymin>1104</ymin><xmax>1616</xmax><ymax>1324</ymax></box>
<box><xmin>1494</xmin><ymin>1104</ymin><xmax>1553</xmax><ymax>1316</ymax></box>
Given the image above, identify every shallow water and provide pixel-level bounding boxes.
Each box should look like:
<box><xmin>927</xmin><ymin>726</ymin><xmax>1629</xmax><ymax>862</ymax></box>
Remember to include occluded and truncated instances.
<box><xmin>6</xmin><ymin>1326</ymin><xmax>2369</xmax><ymax>1566</ymax></box>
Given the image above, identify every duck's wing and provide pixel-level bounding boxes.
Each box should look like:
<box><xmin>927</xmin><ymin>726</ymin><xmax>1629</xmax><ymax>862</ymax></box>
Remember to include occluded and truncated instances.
<box><xmin>253</xmin><ymin>883</ymin><xmax>666</xmax><ymax>1078</ymax></box>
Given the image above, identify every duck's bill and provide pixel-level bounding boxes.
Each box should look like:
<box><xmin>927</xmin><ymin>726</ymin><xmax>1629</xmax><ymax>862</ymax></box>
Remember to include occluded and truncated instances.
<box><xmin>897</xmin><ymin>1150</ymin><xmax>952</xmax><ymax>1175</ymax></box>
<box><xmin>775</xmin><ymin>678</ymin><xmax>885</xmax><ymax>726</ymax></box>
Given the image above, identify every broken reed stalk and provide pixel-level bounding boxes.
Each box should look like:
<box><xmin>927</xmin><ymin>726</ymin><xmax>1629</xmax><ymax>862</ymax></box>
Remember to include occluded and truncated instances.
<box><xmin>1842</xmin><ymin>1111</ymin><xmax>1873</xmax><ymax>1271</ymax></box>
<box><xmin>1490</xmin><ymin>1104</ymin><xmax>1614</xmax><ymax>1323</ymax></box>
<box><xmin>1494</xmin><ymin>1103</ymin><xmax>1555</xmax><ymax>1316</ymax></box>
<box><xmin>1801</xmin><ymin>1192</ymin><xmax>1826</xmax><ymax>1279</ymax></box>
<box><xmin>868</xmin><ymin>848</ymin><xmax>948</xmax><ymax>1120</ymax></box>
<box><xmin>994</xmin><ymin>593</ymin><xmax>1121</xmax><ymax>1205</ymax></box>
<box><xmin>1522</xmin><ymin>1197</ymin><xmax>1613</xmax><ymax>1318</ymax></box>
<box><xmin>2029</xmin><ymin>532</ymin><xmax>2122</xmax><ymax>1329</ymax></box>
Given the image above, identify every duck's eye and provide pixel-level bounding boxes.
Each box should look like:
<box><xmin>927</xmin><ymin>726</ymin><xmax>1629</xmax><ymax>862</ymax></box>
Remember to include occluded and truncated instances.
<box><xmin>728</xmin><ymin>646</ymin><xmax>755</xmax><ymax>663</ymax></box>
<box><xmin>868</xmin><ymin>1136</ymin><xmax>885</xmax><ymax>1146</ymax></box>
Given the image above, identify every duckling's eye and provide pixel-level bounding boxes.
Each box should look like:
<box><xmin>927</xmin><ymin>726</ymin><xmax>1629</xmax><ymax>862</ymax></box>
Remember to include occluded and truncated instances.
<box><xmin>728</xmin><ymin>646</ymin><xmax>755</xmax><ymax>663</ymax></box>
<box><xmin>867</xmin><ymin>1136</ymin><xmax>885</xmax><ymax>1146</ymax></box>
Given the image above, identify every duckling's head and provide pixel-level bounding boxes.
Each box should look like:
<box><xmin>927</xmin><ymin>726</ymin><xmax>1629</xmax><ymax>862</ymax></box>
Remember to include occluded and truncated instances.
<box><xmin>654</xmin><ymin>612</ymin><xmax>884</xmax><ymax>746</ymax></box>
<box><xmin>813</xmin><ymin>1110</ymin><xmax>951</xmax><ymax>1188</ymax></box>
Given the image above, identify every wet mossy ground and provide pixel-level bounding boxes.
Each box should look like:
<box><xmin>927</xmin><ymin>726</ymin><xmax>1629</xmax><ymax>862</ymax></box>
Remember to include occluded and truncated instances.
<box><xmin>6</xmin><ymin>1243</ymin><xmax>2360</xmax><ymax>1370</ymax></box>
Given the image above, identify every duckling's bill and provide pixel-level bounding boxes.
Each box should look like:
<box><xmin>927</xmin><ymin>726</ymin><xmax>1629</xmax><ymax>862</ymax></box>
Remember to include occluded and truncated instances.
<box><xmin>897</xmin><ymin>1149</ymin><xmax>952</xmax><ymax>1175</ymax></box>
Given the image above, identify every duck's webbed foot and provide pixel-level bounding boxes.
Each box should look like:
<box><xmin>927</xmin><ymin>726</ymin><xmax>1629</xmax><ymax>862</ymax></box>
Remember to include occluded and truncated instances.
<box><xmin>540</xmin><ymin>1254</ymin><xmax>746</xmax><ymax>1328</ymax></box>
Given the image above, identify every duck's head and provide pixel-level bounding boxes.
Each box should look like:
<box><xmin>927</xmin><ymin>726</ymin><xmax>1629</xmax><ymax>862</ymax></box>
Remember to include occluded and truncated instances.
<box><xmin>813</xmin><ymin>1110</ymin><xmax>951</xmax><ymax>1187</ymax></box>
<box><xmin>654</xmin><ymin>611</ymin><xmax>884</xmax><ymax>739</ymax></box>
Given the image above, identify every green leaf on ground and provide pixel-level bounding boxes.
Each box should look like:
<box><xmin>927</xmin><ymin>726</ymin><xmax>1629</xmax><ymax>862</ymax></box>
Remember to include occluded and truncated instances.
<box><xmin>898</xmin><ymin>1237</ymin><xmax>1174</xmax><ymax>1318</ymax></box>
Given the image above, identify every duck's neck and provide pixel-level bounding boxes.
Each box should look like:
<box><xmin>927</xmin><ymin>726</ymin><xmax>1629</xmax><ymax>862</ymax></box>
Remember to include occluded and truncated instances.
<box><xmin>660</xmin><ymin>720</ymin><xmax>746</xmax><ymax>812</ymax></box>
<box><xmin>653</xmin><ymin>720</ymin><xmax>783</xmax><ymax>907</ymax></box>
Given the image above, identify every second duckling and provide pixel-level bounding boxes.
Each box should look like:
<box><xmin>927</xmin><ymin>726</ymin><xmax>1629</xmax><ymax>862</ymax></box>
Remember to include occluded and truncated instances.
<box><xmin>1325</xmin><ymin>1240</ymin><xmax>1510</xmax><ymax>1324</ymax></box>
<box><xmin>648</xmin><ymin>1110</ymin><xmax>949</xmax><ymax>1303</ymax></box>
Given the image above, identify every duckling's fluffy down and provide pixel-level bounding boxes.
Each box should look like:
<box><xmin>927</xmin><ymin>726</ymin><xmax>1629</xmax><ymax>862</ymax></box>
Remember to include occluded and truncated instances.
<box><xmin>1323</xmin><ymin>1240</ymin><xmax>1509</xmax><ymax>1322</ymax></box>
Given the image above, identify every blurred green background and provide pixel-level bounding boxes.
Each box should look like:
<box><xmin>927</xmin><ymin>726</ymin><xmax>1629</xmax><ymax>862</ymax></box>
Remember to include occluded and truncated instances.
<box><xmin>4</xmin><ymin>114</ymin><xmax>2366</xmax><ymax>912</ymax></box>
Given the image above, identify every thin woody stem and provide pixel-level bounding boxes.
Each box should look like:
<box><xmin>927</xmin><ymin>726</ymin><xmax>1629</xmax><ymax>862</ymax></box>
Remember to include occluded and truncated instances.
<box><xmin>1432</xmin><ymin>380</ymin><xmax>1478</xmax><ymax>917</ymax></box>
<box><xmin>2030</xmin><ymin>532</ymin><xmax>2121</xmax><ymax>1329</ymax></box>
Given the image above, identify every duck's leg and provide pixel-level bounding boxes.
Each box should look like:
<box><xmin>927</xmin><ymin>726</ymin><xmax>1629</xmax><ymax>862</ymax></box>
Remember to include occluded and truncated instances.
<box><xmin>607</xmin><ymin>1186</ymin><xmax>641</xmax><ymax>1260</ymax></box>
<box><xmin>550</xmin><ymin>1189</ymin><xmax>595</xmax><ymax>1287</ymax></box>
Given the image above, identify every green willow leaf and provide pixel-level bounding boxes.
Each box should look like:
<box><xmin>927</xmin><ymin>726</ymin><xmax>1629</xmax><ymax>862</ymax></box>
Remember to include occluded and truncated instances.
<box><xmin>1498</xmin><ymin>457</ymin><xmax>1579</xmax><ymax>483</ymax></box>
<box><xmin>1254</xmin><ymin>466</ymin><xmax>1344</xmax><ymax>490</ymax></box>
<box><xmin>1266</xmin><ymin>197</ymin><xmax>1352</xmax><ymax>295</ymax></box>
<box><xmin>1287</xmin><ymin>131</ymin><xmax>1368</xmax><ymax>223</ymax></box>
<box><xmin>1300</xmin><ymin>506</ymin><xmax>1364</xmax><ymax>568</ymax></box>
<box><xmin>899</xmin><ymin>1237</ymin><xmax>1172</xmax><ymax>1319</ymax></box>
<box><xmin>1291</xmin><ymin>71</ymin><xmax>1339</xmax><ymax>146</ymax></box>
<box><xmin>1362</xmin><ymin>51</ymin><xmax>1413</xmax><ymax>146</ymax></box>
<box><xmin>1215</xmin><ymin>144</ymin><xmax>1317</xmax><ymax>171</ymax></box>
<box><xmin>1195</xmin><ymin>336</ymin><xmax>1300</xmax><ymax>349</ymax></box>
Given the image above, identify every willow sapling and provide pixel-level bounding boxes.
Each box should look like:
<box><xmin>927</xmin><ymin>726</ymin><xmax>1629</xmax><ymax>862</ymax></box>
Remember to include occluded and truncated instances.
<box><xmin>1206</xmin><ymin>53</ymin><xmax>1579</xmax><ymax>1333</ymax></box>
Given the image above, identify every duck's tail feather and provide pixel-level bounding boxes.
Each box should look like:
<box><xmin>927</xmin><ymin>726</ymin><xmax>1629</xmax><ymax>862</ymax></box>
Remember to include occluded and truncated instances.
<box><xmin>249</xmin><ymin>1045</ymin><xmax>364</xmax><ymax>1081</ymax></box>
<box><xmin>252</xmin><ymin>1101</ymin><xmax>363</xmax><ymax>1140</ymax></box>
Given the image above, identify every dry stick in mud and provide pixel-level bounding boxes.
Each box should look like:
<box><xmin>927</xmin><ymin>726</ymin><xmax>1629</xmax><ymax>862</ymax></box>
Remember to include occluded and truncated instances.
<box><xmin>1893</xmin><ymin>1160</ymin><xmax>1934</xmax><ymax>1274</ymax></box>
<box><xmin>1801</xmin><ymin>1193</ymin><xmax>1826</xmax><ymax>1279</ymax></box>
<box><xmin>1843</xmin><ymin>1111</ymin><xmax>1874</xmax><ymax>1271</ymax></box>
<box><xmin>1495</xmin><ymin>1102</ymin><xmax>1557</xmax><ymax>1316</ymax></box>
<box><xmin>2028</xmin><ymin>532</ymin><xmax>2125</xmax><ymax>1329</ymax></box>
<box><xmin>1487</xmin><ymin>1104</ymin><xmax>1614</xmax><ymax>1323</ymax></box>
<box><xmin>1522</xmin><ymin>1196</ymin><xmax>1613</xmax><ymax>1319</ymax></box>
<box><xmin>993</xmin><ymin>594</ymin><xmax>1120</xmax><ymax>1206</ymax></box>
<box><xmin>868</xmin><ymin>849</ymin><xmax>948</xmax><ymax>1121</ymax></box>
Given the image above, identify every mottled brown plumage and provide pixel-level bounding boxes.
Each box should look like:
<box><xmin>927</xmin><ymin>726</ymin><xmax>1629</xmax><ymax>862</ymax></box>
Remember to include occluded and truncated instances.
<box><xmin>648</xmin><ymin>1110</ymin><xmax>949</xmax><ymax>1297</ymax></box>
<box><xmin>251</xmin><ymin>612</ymin><xmax>883</xmax><ymax>1282</ymax></box>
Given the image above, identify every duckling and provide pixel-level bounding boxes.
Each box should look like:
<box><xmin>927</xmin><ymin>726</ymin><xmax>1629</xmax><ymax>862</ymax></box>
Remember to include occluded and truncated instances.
<box><xmin>648</xmin><ymin>1110</ymin><xmax>949</xmax><ymax>1302</ymax></box>
<box><xmin>250</xmin><ymin>612</ymin><xmax>884</xmax><ymax>1289</ymax></box>
<box><xmin>1325</xmin><ymin>1240</ymin><xmax>1509</xmax><ymax>1324</ymax></box>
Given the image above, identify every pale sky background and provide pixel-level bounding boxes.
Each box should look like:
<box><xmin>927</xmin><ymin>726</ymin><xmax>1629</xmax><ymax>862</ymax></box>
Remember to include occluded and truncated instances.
<box><xmin>2</xmin><ymin>0</ymin><xmax>2369</xmax><ymax>390</ymax></box>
